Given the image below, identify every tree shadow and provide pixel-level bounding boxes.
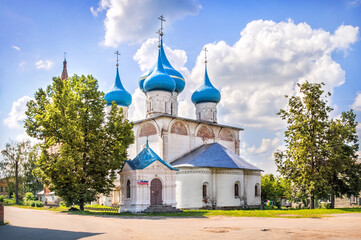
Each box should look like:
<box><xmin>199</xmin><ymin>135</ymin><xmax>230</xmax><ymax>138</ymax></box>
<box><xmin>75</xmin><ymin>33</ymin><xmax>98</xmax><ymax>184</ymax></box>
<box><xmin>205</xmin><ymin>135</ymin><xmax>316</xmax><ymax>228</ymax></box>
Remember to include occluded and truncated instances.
<box><xmin>0</xmin><ymin>225</ymin><xmax>103</xmax><ymax>240</ymax></box>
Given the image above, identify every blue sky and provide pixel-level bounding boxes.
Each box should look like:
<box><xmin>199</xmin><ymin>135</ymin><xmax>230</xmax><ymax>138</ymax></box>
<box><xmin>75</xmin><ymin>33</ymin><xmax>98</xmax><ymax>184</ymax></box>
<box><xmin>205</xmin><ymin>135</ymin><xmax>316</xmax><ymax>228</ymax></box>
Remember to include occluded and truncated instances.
<box><xmin>1</xmin><ymin>0</ymin><xmax>361</xmax><ymax>173</ymax></box>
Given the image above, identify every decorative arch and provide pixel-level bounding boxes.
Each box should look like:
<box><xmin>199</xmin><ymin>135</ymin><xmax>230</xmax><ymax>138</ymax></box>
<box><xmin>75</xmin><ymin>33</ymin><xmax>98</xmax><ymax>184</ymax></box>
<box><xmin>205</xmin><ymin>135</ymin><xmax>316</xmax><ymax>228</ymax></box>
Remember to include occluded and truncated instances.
<box><xmin>170</xmin><ymin>121</ymin><xmax>189</xmax><ymax>136</ymax></box>
<box><xmin>196</xmin><ymin>125</ymin><xmax>214</xmax><ymax>139</ymax></box>
<box><xmin>219</xmin><ymin>128</ymin><xmax>235</xmax><ymax>142</ymax></box>
<box><xmin>139</xmin><ymin>122</ymin><xmax>157</xmax><ymax>137</ymax></box>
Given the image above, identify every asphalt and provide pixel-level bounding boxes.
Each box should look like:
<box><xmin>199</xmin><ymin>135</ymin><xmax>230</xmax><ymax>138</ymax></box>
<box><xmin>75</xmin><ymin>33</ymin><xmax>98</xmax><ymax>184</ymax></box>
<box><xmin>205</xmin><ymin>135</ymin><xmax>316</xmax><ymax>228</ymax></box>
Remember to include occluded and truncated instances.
<box><xmin>1</xmin><ymin>206</ymin><xmax>361</xmax><ymax>239</ymax></box>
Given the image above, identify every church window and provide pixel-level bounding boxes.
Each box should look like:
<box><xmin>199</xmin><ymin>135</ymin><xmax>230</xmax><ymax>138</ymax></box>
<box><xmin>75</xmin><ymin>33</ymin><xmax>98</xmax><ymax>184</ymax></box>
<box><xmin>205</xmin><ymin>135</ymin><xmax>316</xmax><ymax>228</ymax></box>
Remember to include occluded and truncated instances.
<box><xmin>5</xmin><ymin>187</ymin><xmax>7</xmax><ymax>192</ymax></box>
<box><xmin>171</xmin><ymin>103</ymin><xmax>173</xmax><ymax>114</ymax></box>
<box><xmin>255</xmin><ymin>184</ymin><xmax>260</xmax><ymax>197</ymax></box>
<box><xmin>126</xmin><ymin>180</ymin><xmax>131</xmax><ymax>198</ymax></box>
<box><xmin>234</xmin><ymin>183</ymin><xmax>239</xmax><ymax>197</ymax></box>
<box><xmin>0</xmin><ymin>187</ymin><xmax>3</xmax><ymax>192</ymax></box>
<box><xmin>202</xmin><ymin>184</ymin><xmax>207</xmax><ymax>198</ymax></box>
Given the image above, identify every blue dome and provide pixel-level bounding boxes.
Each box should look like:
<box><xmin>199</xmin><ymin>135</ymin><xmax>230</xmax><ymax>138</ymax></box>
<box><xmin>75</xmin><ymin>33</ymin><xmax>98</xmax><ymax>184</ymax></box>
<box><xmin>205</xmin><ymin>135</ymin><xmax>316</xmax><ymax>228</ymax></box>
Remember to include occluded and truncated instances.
<box><xmin>104</xmin><ymin>67</ymin><xmax>132</xmax><ymax>107</ymax></box>
<box><xmin>143</xmin><ymin>48</ymin><xmax>175</xmax><ymax>93</ymax></box>
<box><xmin>159</xmin><ymin>40</ymin><xmax>185</xmax><ymax>93</ymax></box>
<box><xmin>139</xmin><ymin>40</ymin><xmax>185</xmax><ymax>93</ymax></box>
<box><xmin>138</xmin><ymin>67</ymin><xmax>154</xmax><ymax>93</ymax></box>
<box><xmin>191</xmin><ymin>65</ymin><xmax>221</xmax><ymax>104</ymax></box>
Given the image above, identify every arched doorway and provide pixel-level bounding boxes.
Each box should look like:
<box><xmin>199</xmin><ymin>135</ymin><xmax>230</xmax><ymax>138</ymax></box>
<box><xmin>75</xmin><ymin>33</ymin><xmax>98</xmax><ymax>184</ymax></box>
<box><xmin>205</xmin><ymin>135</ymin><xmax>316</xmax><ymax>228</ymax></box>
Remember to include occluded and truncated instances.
<box><xmin>150</xmin><ymin>178</ymin><xmax>162</xmax><ymax>205</ymax></box>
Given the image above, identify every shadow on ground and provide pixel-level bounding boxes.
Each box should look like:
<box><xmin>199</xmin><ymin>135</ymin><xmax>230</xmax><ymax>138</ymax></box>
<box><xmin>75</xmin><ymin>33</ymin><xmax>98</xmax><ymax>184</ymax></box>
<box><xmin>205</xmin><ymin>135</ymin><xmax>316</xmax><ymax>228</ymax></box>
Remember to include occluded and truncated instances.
<box><xmin>0</xmin><ymin>225</ymin><xmax>103</xmax><ymax>240</ymax></box>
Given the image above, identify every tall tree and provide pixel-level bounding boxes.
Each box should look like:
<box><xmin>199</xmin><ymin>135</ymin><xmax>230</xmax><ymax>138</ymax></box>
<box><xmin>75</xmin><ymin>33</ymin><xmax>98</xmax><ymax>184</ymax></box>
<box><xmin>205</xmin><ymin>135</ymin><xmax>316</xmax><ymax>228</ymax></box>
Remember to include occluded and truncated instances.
<box><xmin>1</xmin><ymin>140</ymin><xmax>31</xmax><ymax>203</ymax></box>
<box><xmin>325</xmin><ymin>110</ymin><xmax>361</xmax><ymax>208</ymax></box>
<box><xmin>25</xmin><ymin>75</ymin><xmax>134</xmax><ymax>210</ymax></box>
<box><xmin>275</xmin><ymin>82</ymin><xmax>332</xmax><ymax>208</ymax></box>
<box><xmin>275</xmin><ymin>81</ymin><xmax>361</xmax><ymax>209</ymax></box>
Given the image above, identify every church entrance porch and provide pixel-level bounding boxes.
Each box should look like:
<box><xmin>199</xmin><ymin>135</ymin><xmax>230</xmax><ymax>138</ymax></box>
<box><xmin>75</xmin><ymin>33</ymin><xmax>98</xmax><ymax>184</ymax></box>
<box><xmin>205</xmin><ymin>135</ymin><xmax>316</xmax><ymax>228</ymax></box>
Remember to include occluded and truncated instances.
<box><xmin>150</xmin><ymin>179</ymin><xmax>162</xmax><ymax>205</ymax></box>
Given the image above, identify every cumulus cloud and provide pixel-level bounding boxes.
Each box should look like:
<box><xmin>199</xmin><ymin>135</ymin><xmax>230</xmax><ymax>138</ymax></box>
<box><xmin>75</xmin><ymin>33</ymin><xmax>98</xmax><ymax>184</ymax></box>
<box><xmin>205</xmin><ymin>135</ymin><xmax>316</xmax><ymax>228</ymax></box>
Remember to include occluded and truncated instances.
<box><xmin>36</xmin><ymin>60</ymin><xmax>54</xmax><ymax>70</ymax></box>
<box><xmin>3</xmin><ymin>96</ymin><xmax>32</xmax><ymax>129</ymax></box>
<box><xmin>186</xmin><ymin>20</ymin><xmax>359</xmax><ymax>130</ymax></box>
<box><xmin>91</xmin><ymin>0</ymin><xmax>201</xmax><ymax>46</ymax></box>
<box><xmin>352</xmin><ymin>92</ymin><xmax>361</xmax><ymax>111</ymax></box>
<box><xmin>128</xmin><ymin>89</ymin><xmax>146</xmax><ymax>121</ymax></box>
<box><xmin>12</xmin><ymin>45</ymin><xmax>20</xmax><ymax>51</ymax></box>
<box><xmin>241</xmin><ymin>134</ymin><xmax>282</xmax><ymax>174</ymax></box>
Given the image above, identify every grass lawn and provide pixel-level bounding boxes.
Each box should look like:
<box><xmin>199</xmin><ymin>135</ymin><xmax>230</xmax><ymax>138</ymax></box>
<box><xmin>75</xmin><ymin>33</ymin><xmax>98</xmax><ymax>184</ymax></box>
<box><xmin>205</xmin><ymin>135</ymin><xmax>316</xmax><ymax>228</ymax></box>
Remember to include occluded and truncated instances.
<box><xmin>9</xmin><ymin>205</ymin><xmax>361</xmax><ymax>218</ymax></box>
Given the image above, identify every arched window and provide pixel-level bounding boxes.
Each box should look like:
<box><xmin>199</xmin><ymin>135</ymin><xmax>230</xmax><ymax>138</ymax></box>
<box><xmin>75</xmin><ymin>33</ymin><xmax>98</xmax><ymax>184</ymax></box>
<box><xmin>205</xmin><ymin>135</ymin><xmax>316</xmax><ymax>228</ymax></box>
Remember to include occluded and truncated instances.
<box><xmin>202</xmin><ymin>184</ymin><xmax>207</xmax><ymax>198</ymax></box>
<box><xmin>126</xmin><ymin>180</ymin><xmax>131</xmax><ymax>198</ymax></box>
<box><xmin>234</xmin><ymin>183</ymin><xmax>239</xmax><ymax>197</ymax></box>
<box><xmin>255</xmin><ymin>184</ymin><xmax>259</xmax><ymax>197</ymax></box>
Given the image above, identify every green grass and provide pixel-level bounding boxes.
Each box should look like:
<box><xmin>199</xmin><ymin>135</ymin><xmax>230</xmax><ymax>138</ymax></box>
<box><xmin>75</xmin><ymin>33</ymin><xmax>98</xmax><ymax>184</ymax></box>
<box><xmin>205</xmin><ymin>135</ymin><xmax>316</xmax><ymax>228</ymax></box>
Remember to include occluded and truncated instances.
<box><xmin>9</xmin><ymin>205</ymin><xmax>361</xmax><ymax>218</ymax></box>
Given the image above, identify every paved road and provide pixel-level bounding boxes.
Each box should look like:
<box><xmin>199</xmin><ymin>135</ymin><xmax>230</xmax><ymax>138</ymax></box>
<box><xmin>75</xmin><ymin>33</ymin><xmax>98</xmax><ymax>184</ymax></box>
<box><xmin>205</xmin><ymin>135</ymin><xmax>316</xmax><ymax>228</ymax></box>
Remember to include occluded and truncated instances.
<box><xmin>1</xmin><ymin>206</ymin><xmax>361</xmax><ymax>240</ymax></box>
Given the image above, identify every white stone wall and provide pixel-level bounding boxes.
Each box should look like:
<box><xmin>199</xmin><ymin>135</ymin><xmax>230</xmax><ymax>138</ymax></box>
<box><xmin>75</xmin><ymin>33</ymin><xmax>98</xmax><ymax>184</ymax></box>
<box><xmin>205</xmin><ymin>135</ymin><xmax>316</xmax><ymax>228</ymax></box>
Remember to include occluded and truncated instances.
<box><xmin>243</xmin><ymin>171</ymin><xmax>262</xmax><ymax>206</ymax></box>
<box><xmin>146</xmin><ymin>91</ymin><xmax>172</xmax><ymax>118</ymax></box>
<box><xmin>195</xmin><ymin>102</ymin><xmax>218</xmax><ymax>123</ymax></box>
<box><xmin>171</xmin><ymin>92</ymin><xmax>178</xmax><ymax>116</ymax></box>
<box><xmin>175</xmin><ymin>167</ymin><xmax>261</xmax><ymax>209</ymax></box>
<box><xmin>119</xmin><ymin>161</ymin><xmax>177</xmax><ymax>212</ymax></box>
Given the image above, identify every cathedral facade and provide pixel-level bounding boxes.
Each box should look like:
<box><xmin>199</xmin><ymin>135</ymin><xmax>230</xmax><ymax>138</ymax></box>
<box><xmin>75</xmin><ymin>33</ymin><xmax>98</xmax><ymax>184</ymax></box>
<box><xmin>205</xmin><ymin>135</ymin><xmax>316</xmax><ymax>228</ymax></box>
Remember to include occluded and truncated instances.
<box><xmin>102</xmin><ymin>27</ymin><xmax>262</xmax><ymax>211</ymax></box>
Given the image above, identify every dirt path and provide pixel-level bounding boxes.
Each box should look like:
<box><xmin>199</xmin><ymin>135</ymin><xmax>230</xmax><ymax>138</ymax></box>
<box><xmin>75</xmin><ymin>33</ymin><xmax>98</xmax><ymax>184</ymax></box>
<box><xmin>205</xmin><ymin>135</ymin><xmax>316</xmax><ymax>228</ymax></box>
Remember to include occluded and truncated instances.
<box><xmin>1</xmin><ymin>206</ymin><xmax>361</xmax><ymax>240</ymax></box>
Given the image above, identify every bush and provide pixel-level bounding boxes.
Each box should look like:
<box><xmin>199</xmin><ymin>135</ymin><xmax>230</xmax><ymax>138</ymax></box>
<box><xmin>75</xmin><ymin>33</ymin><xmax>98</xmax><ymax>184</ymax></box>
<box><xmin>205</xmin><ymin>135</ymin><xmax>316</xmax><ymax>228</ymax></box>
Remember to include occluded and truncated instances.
<box><xmin>0</xmin><ymin>195</ymin><xmax>5</xmax><ymax>203</ymax></box>
<box><xmin>27</xmin><ymin>200</ymin><xmax>43</xmax><ymax>207</ymax></box>
<box><xmin>24</xmin><ymin>192</ymin><xmax>35</xmax><ymax>202</ymax></box>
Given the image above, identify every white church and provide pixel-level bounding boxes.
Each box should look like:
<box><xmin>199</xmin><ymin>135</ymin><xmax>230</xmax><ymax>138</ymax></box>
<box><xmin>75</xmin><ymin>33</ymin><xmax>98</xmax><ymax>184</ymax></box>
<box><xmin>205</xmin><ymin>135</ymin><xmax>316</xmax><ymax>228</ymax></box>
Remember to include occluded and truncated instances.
<box><xmin>94</xmin><ymin>19</ymin><xmax>262</xmax><ymax>212</ymax></box>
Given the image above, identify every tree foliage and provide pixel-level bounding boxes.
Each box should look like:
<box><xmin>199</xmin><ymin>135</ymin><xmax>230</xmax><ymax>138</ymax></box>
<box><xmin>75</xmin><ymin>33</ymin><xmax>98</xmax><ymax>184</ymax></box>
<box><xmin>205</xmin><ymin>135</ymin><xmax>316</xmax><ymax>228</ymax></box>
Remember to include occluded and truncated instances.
<box><xmin>1</xmin><ymin>140</ymin><xmax>31</xmax><ymax>203</ymax></box>
<box><xmin>275</xmin><ymin>81</ymin><xmax>361</xmax><ymax>208</ymax></box>
<box><xmin>261</xmin><ymin>174</ymin><xmax>291</xmax><ymax>207</ymax></box>
<box><xmin>25</xmin><ymin>75</ymin><xmax>134</xmax><ymax>210</ymax></box>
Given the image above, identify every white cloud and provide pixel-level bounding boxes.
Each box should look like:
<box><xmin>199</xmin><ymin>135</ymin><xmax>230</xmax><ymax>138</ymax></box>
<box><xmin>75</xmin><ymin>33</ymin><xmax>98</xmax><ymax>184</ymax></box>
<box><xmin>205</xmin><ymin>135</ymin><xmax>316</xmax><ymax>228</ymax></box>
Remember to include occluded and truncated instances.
<box><xmin>3</xmin><ymin>96</ymin><xmax>32</xmax><ymax>129</ymax></box>
<box><xmin>12</xmin><ymin>45</ymin><xmax>20</xmax><ymax>51</ymax></box>
<box><xmin>128</xmin><ymin>89</ymin><xmax>146</xmax><ymax>121</ymax></box>
<box><xmin>347</xmin><ymin>0</ymin><xmax>361</xmax><ymax>7</ymax></box>
<box><xmin>36</xmin><ymin>60</ymin><xmax>54</xmax><ymax>70</ymax></box>
<box><xmin>186</xmin><ymin>20</ymin><xmax>359</xmax><ymax>130</ymax></box>
<box><xmin>91</xmin><ymin>0</ymin><xmax>201</xmax><ymax>46</ymax></box>
<box><xmin>18</xmin><ymin>61</ymin><xmax>27</xmax><ymax>71</ymax></box>
<box><xmin>352</xmin><ymin>92</ymin><xmax>361</xmax><ymax>111</ymax></box>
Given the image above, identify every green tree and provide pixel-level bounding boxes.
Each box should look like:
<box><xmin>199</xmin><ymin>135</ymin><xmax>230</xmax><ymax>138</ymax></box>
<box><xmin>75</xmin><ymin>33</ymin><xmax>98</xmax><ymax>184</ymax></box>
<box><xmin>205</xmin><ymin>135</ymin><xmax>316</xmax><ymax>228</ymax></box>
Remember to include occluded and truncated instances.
<box><xmin>275</xmin><ymin>81</ymin><xmax>361</xmax><ymax>209</ymax></box>
<box><xmin>261</xmin><ymin>174</ymin><xmax>291</xmax><ymax>207</ymax></box>
<box><xmin>23</xmin><ymin>144</ymin><xmax>43</xmax><ymax>195</ymax></box>
<box><xmin>25</xmin><ymin>75</ymin><xmax>134</xmax><ymax>210</ymax></box>
<box><xmin>1</xmin><ymin>140</ymin><xmax>31</xmax><ymax>204</ymax></box>
<box><xmin>275</xmin><ymin>82</ymin><xmax>332</xmax><ymax>209</ymax></box>
<box><xmin>325</xmin><ymin>110</ymin><xmax>361</xmax><ymax>208</ymax></box>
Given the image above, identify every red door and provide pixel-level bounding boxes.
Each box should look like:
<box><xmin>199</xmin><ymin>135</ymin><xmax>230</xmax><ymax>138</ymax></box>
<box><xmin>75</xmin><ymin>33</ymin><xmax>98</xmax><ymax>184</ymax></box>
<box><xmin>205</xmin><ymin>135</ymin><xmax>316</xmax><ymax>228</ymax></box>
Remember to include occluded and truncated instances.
<box><xmin>150</xmin><ymin>178</ymin><xmax>162</xmax><ymax>205</ymax></box>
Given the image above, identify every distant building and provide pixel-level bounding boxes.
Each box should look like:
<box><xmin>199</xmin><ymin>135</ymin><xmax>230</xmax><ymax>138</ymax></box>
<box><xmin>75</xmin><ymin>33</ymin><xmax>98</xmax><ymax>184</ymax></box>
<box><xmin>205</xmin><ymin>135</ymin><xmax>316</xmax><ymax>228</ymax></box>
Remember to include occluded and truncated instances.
<box><xmin>0</xmin><ymin>179</ymin><xmax>9</xmax><ymax>197</ymax></box>
<box><xmin>37</xmin><ymin>187</ymin><xmax>61</xmax><ymax>205</ymax></box>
